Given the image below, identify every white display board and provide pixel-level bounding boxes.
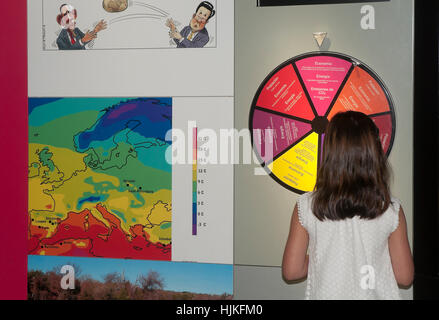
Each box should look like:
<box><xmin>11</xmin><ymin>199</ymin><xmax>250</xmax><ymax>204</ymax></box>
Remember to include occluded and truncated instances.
<box><xmin>27</xmin><ymin>0</ymin><xmax>234</xmax><ymax>267</ymax></box>
<box><xmin>28</xmin><ymin>0</ymin><xmax>233</xmax><ymax>97</ymax></box>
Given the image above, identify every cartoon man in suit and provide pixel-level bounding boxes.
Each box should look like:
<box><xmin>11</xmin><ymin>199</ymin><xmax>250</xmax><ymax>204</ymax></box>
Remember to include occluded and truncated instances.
<box><xmin>56</xmin><ymin>4</ymin><xmax>107</xmax><ymax>50</ymax></box>
<box><xmin>167</xmin><ymin>1</ymin><xmax>215</xmax><ymax>48</ymax></box>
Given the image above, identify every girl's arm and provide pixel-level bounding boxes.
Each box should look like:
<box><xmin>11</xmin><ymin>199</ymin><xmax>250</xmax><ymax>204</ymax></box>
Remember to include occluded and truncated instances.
<box><xmin>388</xmin><ymin>206</ymin><xmax>414</xmax><ymax>287</ymax></box>
<box><xmin>282</xmin><ymin>204</ymin><xmax>309</xmax><ymax>281</ymax></box>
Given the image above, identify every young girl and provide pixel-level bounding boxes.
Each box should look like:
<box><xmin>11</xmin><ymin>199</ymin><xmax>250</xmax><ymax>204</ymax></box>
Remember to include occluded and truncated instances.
<box><xmin>282</xmin><ymin>111</ymin><xmax>414</xmax><ymax>300</ymax></box>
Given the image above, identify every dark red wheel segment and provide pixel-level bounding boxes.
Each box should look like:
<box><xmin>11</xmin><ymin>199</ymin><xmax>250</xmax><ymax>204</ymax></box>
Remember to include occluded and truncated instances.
<box><xmin>252</xmin><ymin>108</ymin><xmax>312</xmax><ymax>163</ymax></box>
<box><xmin>371</xmin><ymin>113</ymin><xmax>393</xmax><ymax>155</ymax></box>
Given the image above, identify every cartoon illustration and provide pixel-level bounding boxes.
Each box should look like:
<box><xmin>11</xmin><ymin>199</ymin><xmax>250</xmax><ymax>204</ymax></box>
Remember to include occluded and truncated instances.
<box><xmin>103</xmin><ymin>0</ymin><xmax>128</xmax><ymax>13</ymax></box>
<box><xmin>166</xmin><ymin>1</ymin><xmax>215</xmax><ymax>48</ymax></box>
<box><xmin>42</xmin><ymin>1</ymin><xmax>218</xmax><ymax>50</ymax></box>
<box><xmin>56</xmin><ymin>4</ymin><xmax>107</xmax><ymax>50</ymax></box>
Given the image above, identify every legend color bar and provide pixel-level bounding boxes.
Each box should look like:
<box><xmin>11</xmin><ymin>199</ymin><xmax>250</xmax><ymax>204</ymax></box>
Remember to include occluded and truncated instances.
<box><xmin>192</xmin><ymin>127</ymin><xmax>197</xmax><ymax>235</ymax></box>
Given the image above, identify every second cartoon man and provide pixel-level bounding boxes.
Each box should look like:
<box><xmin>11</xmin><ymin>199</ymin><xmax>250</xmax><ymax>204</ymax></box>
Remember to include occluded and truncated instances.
<box><xmin>167</xmin><ymin>1</ymin><xmax>215</xmax><ymax>48</ymax></box>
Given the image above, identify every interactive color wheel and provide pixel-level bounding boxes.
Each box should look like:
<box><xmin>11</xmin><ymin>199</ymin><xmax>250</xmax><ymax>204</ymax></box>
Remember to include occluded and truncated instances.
<box><xmin>249</xmin><ymin>52</ymin><xmax>396</xmax><ymax>194</ymax></box>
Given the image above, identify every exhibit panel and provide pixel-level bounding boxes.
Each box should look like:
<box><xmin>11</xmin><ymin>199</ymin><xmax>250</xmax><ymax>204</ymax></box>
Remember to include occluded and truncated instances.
<box><xmin>235</xmin><ymin>0</ymin><xmax>414</xmax><ymax>299</ymax></box>
<box><xmin>1</xmin><ymin>0</ymin><xmax>427</xmax><ymax>302</ymax></box>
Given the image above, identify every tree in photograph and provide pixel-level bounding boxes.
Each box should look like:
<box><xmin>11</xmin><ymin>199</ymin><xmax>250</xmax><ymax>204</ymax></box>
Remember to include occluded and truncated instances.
<box><xmin>136</xmin><ymin>271</ymin><xmax>164</xmax><ymax>292</ymax></box>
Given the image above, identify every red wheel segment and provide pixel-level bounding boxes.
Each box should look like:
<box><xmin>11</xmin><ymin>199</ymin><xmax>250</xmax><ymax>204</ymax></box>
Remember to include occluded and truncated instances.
<box><xmin>256</xmin><ymin>64</ymin><xmax>315</xmax><ymax>121</ymax></box>
<box><xmin>327</xmin><ymin>66</ymin><xmax>391</xmax><ymax>120</ymax></box>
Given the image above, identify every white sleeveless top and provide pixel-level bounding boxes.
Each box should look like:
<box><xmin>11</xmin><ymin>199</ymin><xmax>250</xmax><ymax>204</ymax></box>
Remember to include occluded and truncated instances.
<box><xmin>297</xmin><ymin>192</ymin><xmax>402</xmax><ymax>300</ymax></box>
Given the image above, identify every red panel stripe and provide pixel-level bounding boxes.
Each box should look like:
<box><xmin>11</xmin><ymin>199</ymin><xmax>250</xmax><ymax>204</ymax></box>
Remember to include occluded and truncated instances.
<box><xmin>0</xmin><ymin>0</ymin><xmax>28</xmax><ymax>300</ymax></box>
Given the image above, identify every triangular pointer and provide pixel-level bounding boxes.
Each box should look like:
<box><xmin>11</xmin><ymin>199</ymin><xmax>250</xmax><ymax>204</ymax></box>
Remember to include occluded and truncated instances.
<box><xmin>313</xmin><ymin>32</ymin><xmax>327</xmax><ymax>48</ymax></box>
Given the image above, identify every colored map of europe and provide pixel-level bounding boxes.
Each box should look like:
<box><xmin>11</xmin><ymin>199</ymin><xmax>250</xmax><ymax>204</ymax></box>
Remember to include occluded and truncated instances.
<box><xmin>28</xmin><ymin>98</ymin><xmax>172</xmax><ymax>260</ymax></box>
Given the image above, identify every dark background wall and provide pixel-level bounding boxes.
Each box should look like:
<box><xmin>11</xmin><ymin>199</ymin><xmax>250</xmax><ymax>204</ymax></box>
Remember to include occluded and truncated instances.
<box><xmin>413</xmin><ymin>0</ymin><xmax>439</xmax><ymax>300</ymax></box>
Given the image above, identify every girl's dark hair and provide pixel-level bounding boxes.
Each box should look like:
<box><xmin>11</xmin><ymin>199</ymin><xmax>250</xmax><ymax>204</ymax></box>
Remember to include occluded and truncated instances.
<box><xmin>312</xmin><ymin>111</ymin><xmax>392</xmax><ymax>221</ymax></box>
